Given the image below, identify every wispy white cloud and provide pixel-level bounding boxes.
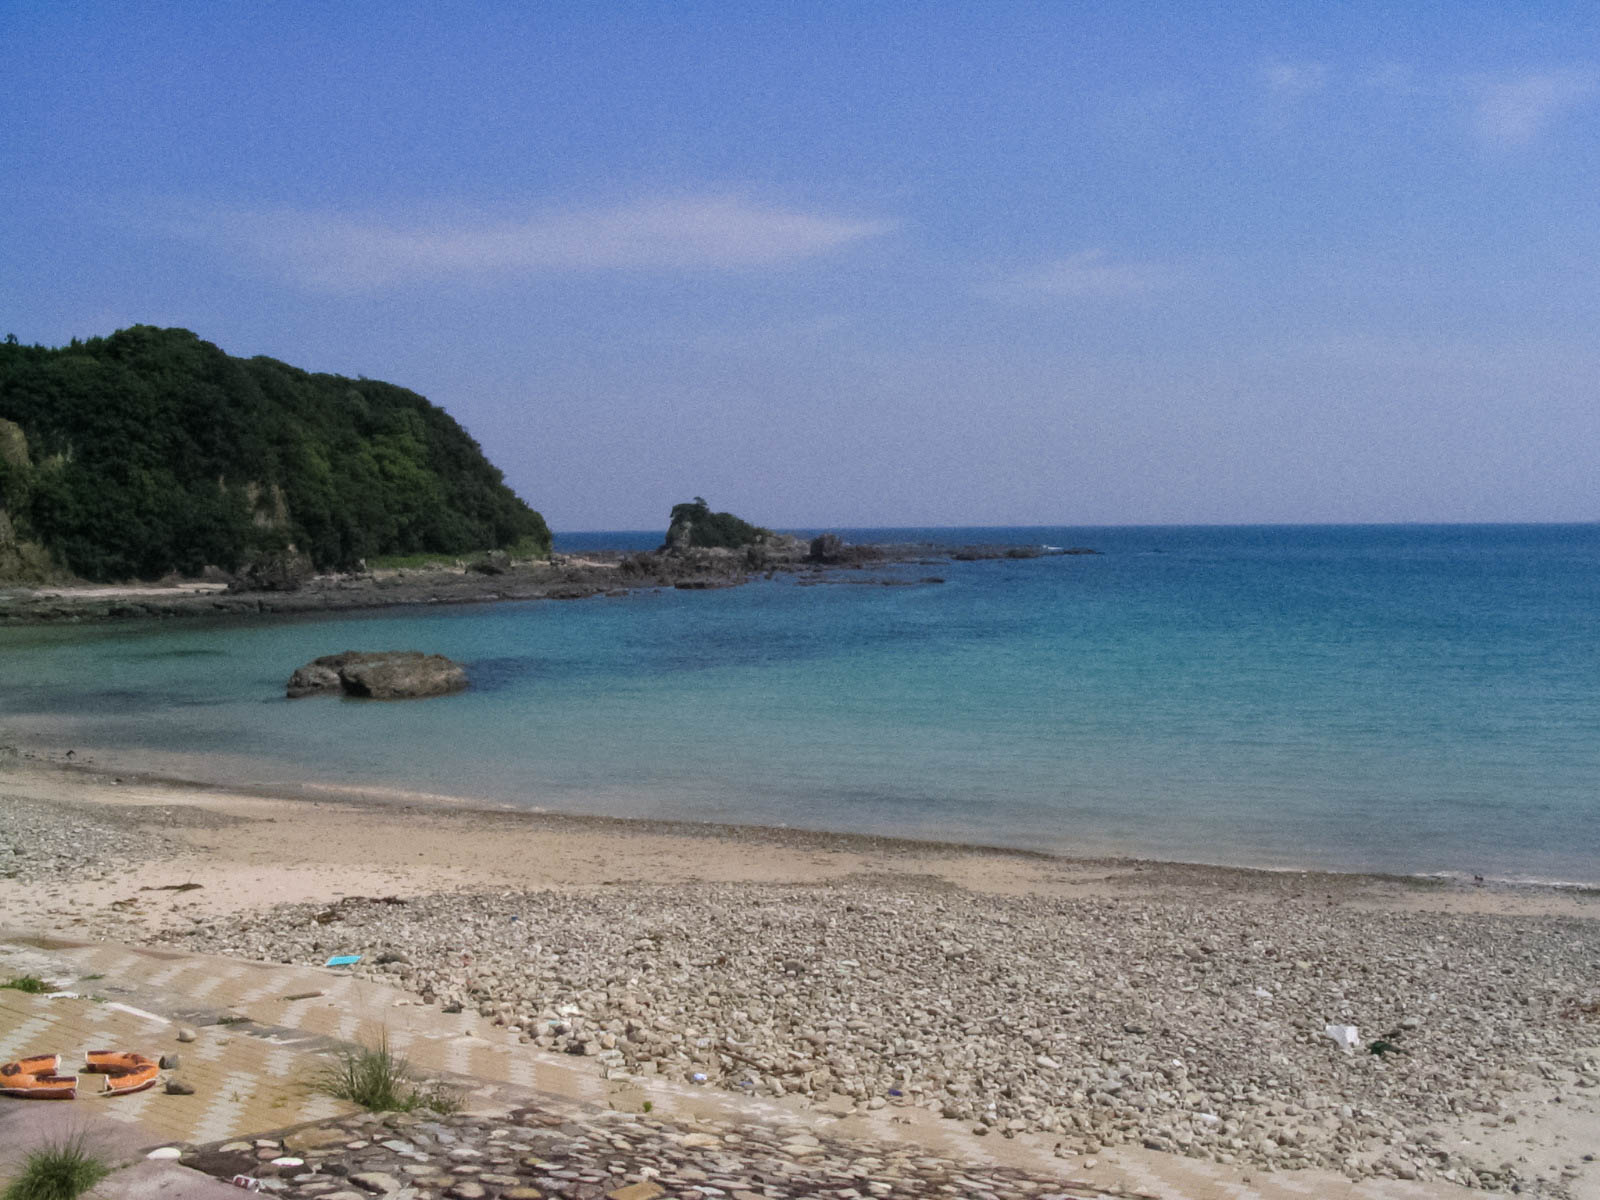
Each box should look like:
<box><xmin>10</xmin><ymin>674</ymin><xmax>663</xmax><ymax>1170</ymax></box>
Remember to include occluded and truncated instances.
<box><xmin>1474</xmin><ymin>69</ymin><xmax>1597</xmax><ymax>147</ymax></box>
<box><xmin>988</xmin><ymin>250</ymin><xmax>1177</xmax><ymax>302</ymax></box>
<box><xmin>1262</xmin><ymin>60</ymin><xmax>1328</xmax><ymax>101</ymax></box>
<box><xmin>161</xmin><ymin>195</ymin><xmax>896</xmax><ymax>290</ymax></box>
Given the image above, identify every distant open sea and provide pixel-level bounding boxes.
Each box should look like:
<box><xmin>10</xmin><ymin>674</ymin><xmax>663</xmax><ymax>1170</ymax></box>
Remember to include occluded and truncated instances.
<box><xmin>3</xmin><ymin>524</ymin><xmax>1597</xmax><ymax>884</ymax></box>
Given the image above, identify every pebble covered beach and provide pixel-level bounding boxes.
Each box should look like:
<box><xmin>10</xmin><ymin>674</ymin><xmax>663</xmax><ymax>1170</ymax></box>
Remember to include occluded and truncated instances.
<box><xmin>165</xmin><ymin>881</ymin><xmax>1600</xmax><ymax>1190</ymax></box>
<box><xmin>4</xmin><ymin>766</ymin><xmax>1600</xmax><ymax>1196</ymax></box>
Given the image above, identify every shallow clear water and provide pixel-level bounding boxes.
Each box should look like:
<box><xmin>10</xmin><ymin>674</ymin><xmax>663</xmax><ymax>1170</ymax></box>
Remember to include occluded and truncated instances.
<box><xmin>3</xmin><ymin>524</ymin><xmax>1597</xmax><ymax>882</ymax></box>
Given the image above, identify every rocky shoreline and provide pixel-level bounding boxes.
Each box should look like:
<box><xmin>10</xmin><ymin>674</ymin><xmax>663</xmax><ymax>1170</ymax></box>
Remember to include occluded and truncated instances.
<box><xmin>0</xmin><ymin>542</ymin><xmax>1097</xmax><ymax>626</ymax></box>
<box><xmin>162</xmin><ymin>881</ymin><xmax>1600</xmax><ymax>1193</ymax></box>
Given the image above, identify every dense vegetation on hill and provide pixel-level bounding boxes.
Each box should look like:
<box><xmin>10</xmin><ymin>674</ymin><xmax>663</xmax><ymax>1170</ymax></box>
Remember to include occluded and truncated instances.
<box><xmin>663</xmin><ymin>497</ymin><xmax>771</xmax><ymax>551</ymax></box>
<box><xmin>0</xmin><ymin>326</ymin><xmax>549</xmax><ymax>580</ymax></box>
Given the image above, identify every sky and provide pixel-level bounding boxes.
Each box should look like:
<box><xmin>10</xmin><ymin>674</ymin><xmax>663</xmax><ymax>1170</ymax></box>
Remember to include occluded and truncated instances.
<box><xmin>4</xmin><ymin>1</ymin><xmax>1599</xmax><ymax>531</ymax></box>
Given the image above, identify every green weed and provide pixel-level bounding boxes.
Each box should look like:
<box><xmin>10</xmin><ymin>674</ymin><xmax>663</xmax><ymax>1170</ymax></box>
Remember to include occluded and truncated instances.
<box><xmin>316</xmin><ymin>1034</ymin><xmax>460</xmax><ymax>1113</ymax></box>
<box><xmin>0</xmin><ymin>976</ymin><xmax>52</xmax><ymax>994</ymax></box>
<box><xmin>1</xmin><ymin>1135</ymin><xmax>112</xmax><ymax>1200</ymax></box>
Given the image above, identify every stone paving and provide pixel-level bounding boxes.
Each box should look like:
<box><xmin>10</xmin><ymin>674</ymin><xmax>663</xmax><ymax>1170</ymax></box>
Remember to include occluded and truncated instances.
<box><xmin>195</xmin><ymin>1107</ymin><xmax>1119</xmax><ymax>1200</ymax></box>
<box><xmin>1</xmin><ymin>933</ymin><xmax>1471</xmax><ymax>1200</ymax></box>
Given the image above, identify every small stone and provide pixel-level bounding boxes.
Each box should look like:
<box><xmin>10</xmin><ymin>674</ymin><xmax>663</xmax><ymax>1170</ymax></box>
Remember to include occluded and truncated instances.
<box><xmin>165</xmin><ymin>1079</ymin><xmax>196</xmax><ymax>1095</ymax></box>
<box><xmin>503</xmin><ymin>1189</ymin><xmax>544</xmax><ymax>1200</ymax></box>
<box><xmin>606</xmin><ymin>1185</ymin><xmax>666</xmax><ymax>1200</ymax></box>
<box><xmin>286</xmin><ymin>1129</ymin><xmax>350</xmax><ymax>1154</ymax></box>
<box><xmin>176</xmin><ymin>1027</ymin><xmax>198</xmax><ymax>1043</ymax></box>
<box><xmin>349</xmin><ymin>1173</ymin><xmax>403</xmax><ymax>1194</ymax></box>
<box><xmin>160</xmin><ymin>1052</ymin><xmax>181</xmax><ymax>1070</ymax></box>
<box><xmin>444</xmin><ymin>1183</ymin><xmax>486</xmax><ymax>1200</ymax></box>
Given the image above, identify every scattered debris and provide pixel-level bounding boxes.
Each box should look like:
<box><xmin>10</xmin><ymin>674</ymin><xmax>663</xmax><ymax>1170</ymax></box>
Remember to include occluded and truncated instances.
<box><xmin>1561</xmin><ymin>995</ymin><xmax>1600</xmax><ymax>1020</ymax></box>
<box><xmin>84</xmin><ymin>1049</ymin><xmax>160</xmax><ymax>1095</ymax></box>
<box><xmin>0</xmin><ymin>1053</ymin><xmax>77</xmax><ymax>1099</ymax></box>
<box><xmin>1323</xmin><ymin>1024</ymin><xmax>1360</xmax><ymax>1050</ymax></box>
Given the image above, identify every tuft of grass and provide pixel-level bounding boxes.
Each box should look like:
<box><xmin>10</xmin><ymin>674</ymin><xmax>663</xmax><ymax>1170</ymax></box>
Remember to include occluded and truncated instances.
<box><xmin>0</xmin><ymin>976</ymin><xmax>52</xmax><ymax>994</ymax></box>
<box><xmin>2</xmin><ymin>1135</ymin><xmax>112</xmax><ymax>1200</ymax></box>
<box><xmin>367</xmin><ymin>538</ymin><xmax>547</xmax><ymax>571</ymax></box>
<box><xmin>365</xmin><ymin>551</ymin><xmax>467</xmax><ymax>571</ymax></box>
<box><xmin>316</xmin><ymin>1034</ymin><xmax>460</xmax><ymax>1113</ymax></box>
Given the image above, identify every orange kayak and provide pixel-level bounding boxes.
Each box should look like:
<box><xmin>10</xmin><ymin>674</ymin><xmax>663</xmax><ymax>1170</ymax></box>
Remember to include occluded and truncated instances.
<box><xmin>0</xmin><ymin>1053</ymin><xmax>78</xmax><ymax>1099</ymax></box>
<box><xmin>83</xmin><ymin>1050</ymin><xmax>160</xmax><ymax>1096</ymax></box>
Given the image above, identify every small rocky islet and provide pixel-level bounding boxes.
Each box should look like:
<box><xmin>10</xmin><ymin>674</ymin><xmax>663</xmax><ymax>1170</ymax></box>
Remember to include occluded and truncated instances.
<box><xmin>166</xmin><ymin>882</ymin><xmax>1600</xmax><ymax>1191</ymax></box>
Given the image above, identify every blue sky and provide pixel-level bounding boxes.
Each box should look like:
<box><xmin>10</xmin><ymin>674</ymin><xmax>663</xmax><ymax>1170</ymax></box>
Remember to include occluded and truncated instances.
<box><xmin>5</xmin><ymin>2</ymin><xmax>1598</xmax><ymax>530</ymax></box>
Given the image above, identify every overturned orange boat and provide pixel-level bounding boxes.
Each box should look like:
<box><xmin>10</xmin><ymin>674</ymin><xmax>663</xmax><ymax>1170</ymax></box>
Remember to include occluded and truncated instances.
<box><xmin>83</xmin><ymin>1050</ymin><xmax>159</xmax><ymax>1096</ymax></box>
<box><xmin>0</xmin><ymin>1053</ymin><xmax>78</xmax><ymax>1099</ymax></box>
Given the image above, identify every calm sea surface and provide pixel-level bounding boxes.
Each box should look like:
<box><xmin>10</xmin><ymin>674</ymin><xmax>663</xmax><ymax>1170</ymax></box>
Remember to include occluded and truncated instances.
<box><xmin>2</xmin><ymin>525</ymin><xmax>1597</xmax><ymax>882</ymax></box>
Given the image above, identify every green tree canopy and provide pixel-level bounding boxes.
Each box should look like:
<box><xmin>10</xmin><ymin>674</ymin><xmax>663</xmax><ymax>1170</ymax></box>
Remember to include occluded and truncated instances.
<box><xmin>0</xmin><ymin>326</ymin><xmax>549</xmax><ymax>580</ymax></box>
<box><xmin>664</xmin><ymin>497</ymin><xmax>770</xmax><ymax>550</ymax></box>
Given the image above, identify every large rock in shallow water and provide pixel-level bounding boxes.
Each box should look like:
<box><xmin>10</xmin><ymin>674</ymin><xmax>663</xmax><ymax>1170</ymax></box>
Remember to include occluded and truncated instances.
<box><xmin>287</xmin><ymin>651</ymin><xmax>468</xmax><ymax>700</ymax></box>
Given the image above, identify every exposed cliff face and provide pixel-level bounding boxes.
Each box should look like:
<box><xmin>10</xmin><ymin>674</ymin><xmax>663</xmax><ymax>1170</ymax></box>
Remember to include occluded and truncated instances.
<box><xmin>0</xmin><ymin>327</ymin><xmax>550</xmax><ymax>582</ymax></box>
<box><xmin>0</xmin><ymin>417</ymin><xmax>26</xmax><ymax>470</ymax></box>
<box><xmin>0</xmin><ymin>417</ymin><xmax>61</xmax><ymax>582</ymax></box>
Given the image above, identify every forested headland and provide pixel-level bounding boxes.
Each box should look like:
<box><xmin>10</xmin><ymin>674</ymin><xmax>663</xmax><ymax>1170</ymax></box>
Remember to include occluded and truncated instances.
<box><xmin>0</xmin><ymin>326</ymin><xmax>548</xmax><ymax>582</ymax></box>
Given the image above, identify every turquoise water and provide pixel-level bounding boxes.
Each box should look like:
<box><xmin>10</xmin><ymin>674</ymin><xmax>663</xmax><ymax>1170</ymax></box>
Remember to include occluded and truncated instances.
<box><xmin>2</xmin><ymin>524</ymin><xmax>1597</xmax><ymax>882</ymax></box>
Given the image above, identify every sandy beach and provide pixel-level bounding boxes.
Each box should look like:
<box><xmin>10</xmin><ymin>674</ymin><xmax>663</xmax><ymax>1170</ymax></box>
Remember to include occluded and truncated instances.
<box><xmin>3</xmin><ymin>749</ymin><xmax>1599</xmax><ymax>1196</ymax></box>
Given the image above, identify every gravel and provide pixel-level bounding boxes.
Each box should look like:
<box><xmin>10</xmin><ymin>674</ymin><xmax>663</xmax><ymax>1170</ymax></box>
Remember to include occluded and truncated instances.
<box><xmin>0</xmin><ymin>792</ymin><xmax>155</xmax><ymax>882</ymax></box>
<box><xmin>0</xmin><ymin>785</ymin><xmax>250</xmax><ymax>883</ymax></box>
<box><xmin>165</xmin><ymin>882</ymin><xmax>1600</xmax><ymax>1191</ymax></box>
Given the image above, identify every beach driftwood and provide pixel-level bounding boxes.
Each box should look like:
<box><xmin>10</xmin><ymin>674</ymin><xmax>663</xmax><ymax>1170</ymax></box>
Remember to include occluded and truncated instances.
<box><xmin>286</xmin><ymin>650</ymin><xmax>467</xmax><ymax>700</ymax></box>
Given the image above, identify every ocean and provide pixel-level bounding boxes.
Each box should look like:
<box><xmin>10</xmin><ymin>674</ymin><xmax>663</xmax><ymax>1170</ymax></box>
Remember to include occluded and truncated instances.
<box><xmin>2</xmin><ymin>524</ymin><xmax>1597</xmax><ymax>883</ymax></box>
